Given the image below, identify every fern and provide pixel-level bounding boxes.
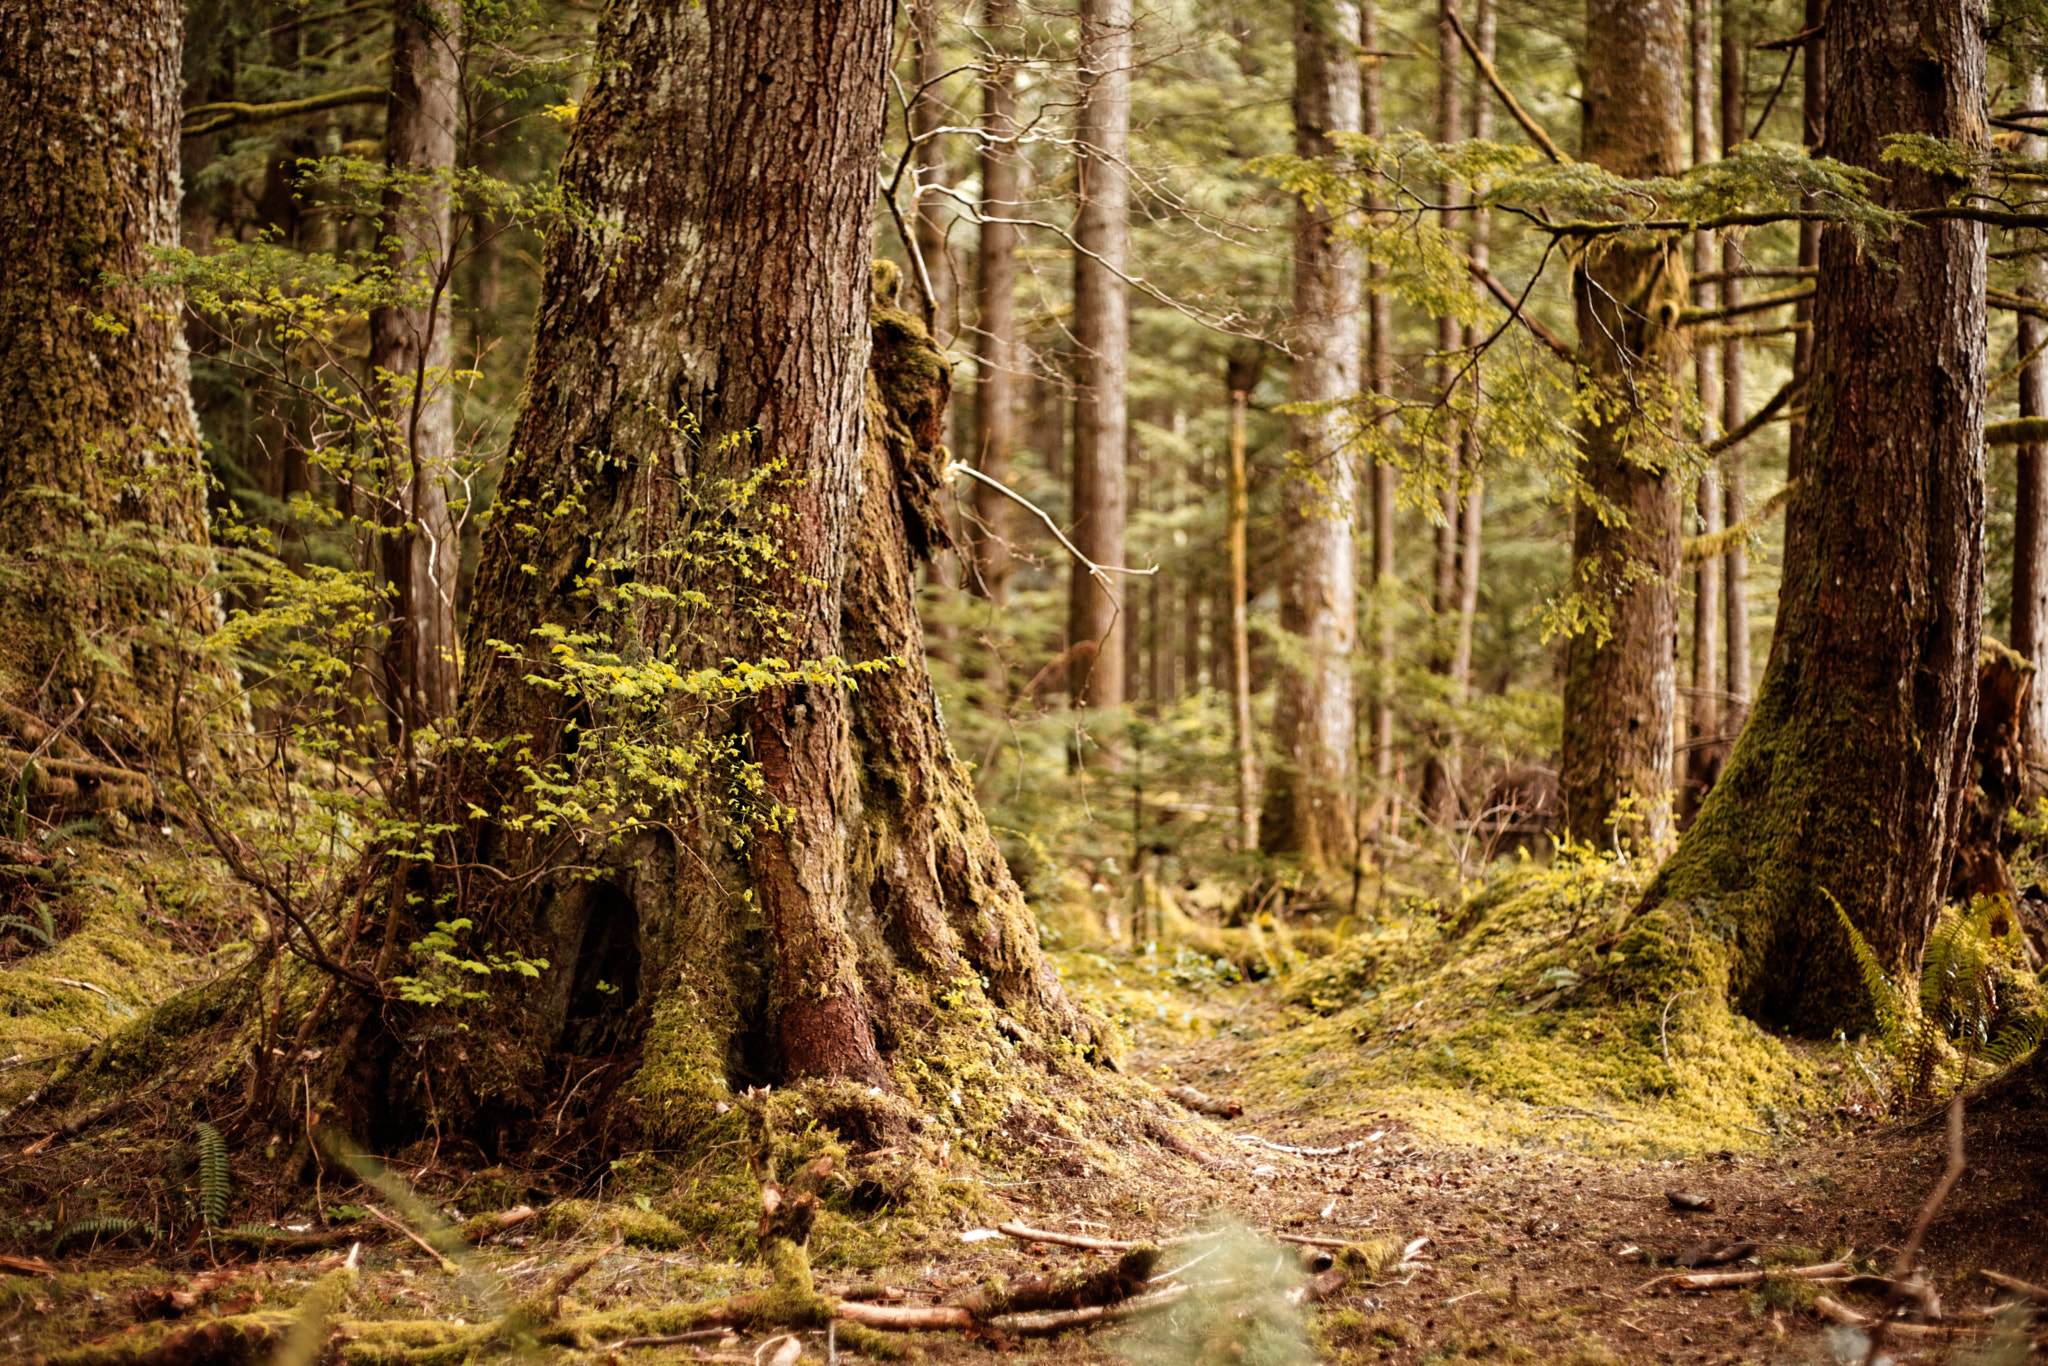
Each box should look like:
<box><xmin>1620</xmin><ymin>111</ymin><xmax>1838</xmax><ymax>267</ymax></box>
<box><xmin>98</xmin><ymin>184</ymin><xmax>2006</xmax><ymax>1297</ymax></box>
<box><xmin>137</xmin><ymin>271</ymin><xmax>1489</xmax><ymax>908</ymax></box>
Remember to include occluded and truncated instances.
<box><xmin>218</xmin><ymin>1222</ymin><xmax>296</xmax><ymax>1243</ymax></box>
<box><xmin>52</xmin><ymin>1216</ymin><xmax>147</xmax><ymax>1251</ymax></box>
<box><xmin>1827</xmin><ymin>891</ymin><xmax>1913</xmax><ymax>1046</ymax></box>
<box><xmin>194</xmin><ymin>1121</ymin><xmax>231</xmax><ymax>1228</ymax></box>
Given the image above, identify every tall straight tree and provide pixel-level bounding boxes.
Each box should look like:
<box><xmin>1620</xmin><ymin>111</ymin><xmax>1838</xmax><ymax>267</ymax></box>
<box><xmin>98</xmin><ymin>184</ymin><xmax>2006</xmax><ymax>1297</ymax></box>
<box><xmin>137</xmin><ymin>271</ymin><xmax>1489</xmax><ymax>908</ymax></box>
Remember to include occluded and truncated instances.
<box><xmin>1720</xmin><ymin>18</ymin><xmax>1751</xmax><ymax>719</ymax></box>
<box><xmin>0</xmin><ymin>0</ymin><xmax>215</xmax><ymax>743</ymax></box>
<box><xmin>1364</xmin><ymin>2</ymin><xmax>1398</xmax><ymax>843</ymax></box>
<box><xmin>437</xmin><ymin>0</ymin><xmax>1093</xmax><ymax>1132</ymax></box>
<box><xmin>1685</xmin><ymin>0</ymin><xmax>1721</xmax><ymax>815</ymax></box>
<box><xmin>1452</xmin><ymin>0</ymin><xmax>1492</xmax><ymax>717</ymax></box>
<box><xmin>1066</xmin><ymin>0</ymin><xmax>1131</xmax><ymax>710</ymax></box>
<box><xmin>1557</xmin><ymin>0</ymin><xmax>1686</xmax><ymax>850</ymax></box>
<box><xmin>910</xmin><ymin>0</ymin><xmax>955</xmax><ymax>342</ymax></box>
<box><xmin>370</xmin><ymin>0</ymin><xmax>464</xmax><ymax>732</ymax></box>
<box><xmin>2014</xmin><ymin>64</ymin><xmax>2048</xmax><ymax>761</ymax></box>
<box><xmin>970</xmin><ymin>0</ymin><xmax>1020</xmax><ymax>618</ymax></box>
<box><xmin>1634</xmin><ymin>0</ymin><xmax>1987</xmax><ymax>1032</ymax></box>
<box><xmin>1261</xmin><ymin>0</ymin><xmax>1361</xmax><ymax>876</ymax></box>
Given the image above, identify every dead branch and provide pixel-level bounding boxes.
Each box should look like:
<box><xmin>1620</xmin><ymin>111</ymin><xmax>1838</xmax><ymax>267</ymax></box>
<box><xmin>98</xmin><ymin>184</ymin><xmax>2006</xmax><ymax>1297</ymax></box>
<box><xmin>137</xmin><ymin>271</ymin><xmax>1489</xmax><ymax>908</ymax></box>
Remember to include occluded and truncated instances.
<box><xmin>834</xmin><ymin>1301</ymin><xmax>976</xmax><ymax>1331</ymax></box>
<box><xmin>1637</xmin><ymin>1260</ymin><xmax>1848</xmax><ymax>1293</ymax></box>
<box><xmin>1818</xmin><ymin>1294</ymin><xmax>1987</xmax><ymax>1340</ymax></box>
<box><xmin>1679</xmin><ymin>282</ymin><xmax>1814</xmax><ymax>326</ymax></box>
<box><xmin>1166</xmin><ymin>1084</ymin><xmax>1241</xmax><ymax>1118</ymax></box>
<box><xmin>991</xmin><ymin>1284</ymin><xmax>1189</xmax><ymax>1336</ymax></box>
<box><xmin>1704</xmin><ymin>370</ymin><xmax>1807</xmax><ymax>458</ymax></box>
<box><xmin>997</xmin><ymin>1222</ymin><xmax>1135</xmax><ymax>1253</ymax></box>
<box><xmin>1984</xmin><ymin>1270</ymin><xmax>2048</xmax><ymax>1304</ymax></box>
<box><xmin>1861</xmin><ymin>1095</ymin><xmax>1967</xmax><ymax>1366</ymax></box>
<box><xmin>1444</xmin><ymin>9</ymin><xmax>1568</xmax><ymax>163</ymax></box>
<box><xmin>1465</xmin><ymin>256</ymin><xmax>1574</xmax><ymax>360</ymax></box>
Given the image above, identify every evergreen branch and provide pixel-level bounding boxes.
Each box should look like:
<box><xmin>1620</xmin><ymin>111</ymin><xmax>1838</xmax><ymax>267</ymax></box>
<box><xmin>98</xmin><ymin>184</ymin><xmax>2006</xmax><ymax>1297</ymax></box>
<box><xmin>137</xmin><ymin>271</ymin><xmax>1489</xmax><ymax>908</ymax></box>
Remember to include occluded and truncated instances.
<box><xmin>1445</xmin><ymin>10</ymin><xmax>1568</xmax><ymax>165</ymax></box>
<box><xmin>182</xmin><ymin>85</ymin><xmax>389</xmax><ymax>139</ymax></box>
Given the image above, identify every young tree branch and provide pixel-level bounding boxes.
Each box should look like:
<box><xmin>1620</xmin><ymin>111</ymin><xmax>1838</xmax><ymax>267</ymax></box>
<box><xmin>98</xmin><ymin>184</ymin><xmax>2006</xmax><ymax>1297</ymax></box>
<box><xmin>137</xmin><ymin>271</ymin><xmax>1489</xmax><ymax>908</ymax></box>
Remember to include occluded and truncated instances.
<box><xmin>1444</xmin><ymin>10</ymin><xmax>1569</xmax><ymax>164</ymax></box>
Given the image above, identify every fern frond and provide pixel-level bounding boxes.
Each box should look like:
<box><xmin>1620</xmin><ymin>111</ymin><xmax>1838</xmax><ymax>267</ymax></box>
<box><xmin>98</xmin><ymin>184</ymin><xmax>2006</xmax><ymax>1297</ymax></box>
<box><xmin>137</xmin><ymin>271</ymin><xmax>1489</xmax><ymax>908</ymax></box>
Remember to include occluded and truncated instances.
<box><xmin>1983</xmin><ymin>1009</ymin><xmax>2047</xmax><ymax>1071</ymax></box>
<box><xmin>218</xmin><ymin>1222</ymin><xmax>295</xmax><ymax>1243</ymax></box>
<box><xmin>194</xmin><ymin>1121</ymin><xmax>231</xmax><ymax>1228</ymax></box>
<box><xmin>1826</xmin><ymin>891</ymin><xmax>1912</xmax><ymax>1047</ymax></box>
<box><xmin>53</xmin><ymin>1216</ymin><xmax>146</xmax><ymax>1250</ymax></box>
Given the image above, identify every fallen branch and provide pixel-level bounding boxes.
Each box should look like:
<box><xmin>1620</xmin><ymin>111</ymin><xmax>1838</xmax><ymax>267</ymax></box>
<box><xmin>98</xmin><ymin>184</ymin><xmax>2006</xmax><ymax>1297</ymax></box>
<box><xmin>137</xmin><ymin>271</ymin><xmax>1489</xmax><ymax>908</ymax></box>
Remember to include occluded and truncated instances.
<box><xmin>1638</xmin><ymin>1260</ymin><xmax>1848</xmax><ymax>1293</ymax></box>
<box><xmin>834</xmin><ymin>1301</ymin><xmax>975</xmax><ymax>1331</ymax></box>
<box><xmin>1862</xmin><ymin>1094</ymin><xmax>1966</xmax><ymax>1366</ymax></box>
<box><xmin>990</xmin><ymin>1284</ymin><xmax>1189</xmax><ymax>1336</ymax></box>
<box><xmin>997</xmin><ymin>1222</ymin><xmax>1135</xmax><ymax>1253</ymax></box>
<box><xmin>1816</xmin><ymin>1294</ymin><xmax>1987</xmax><ymax>1340</ymax></box>
<box><xmin>368</xmin><ymin>1205</ymin><xmax>462</xmax><ymax>1275</ymax></box>
<box><xmin>1166</xmin><ymin>1084</ymin><xmax>1242</xmax><ymax>1118</ymax></box>
<box><xmin>599</xmin><ymin>1328</ymin><xmax>733</xmax><ymax>1350</ymax></box>
<box><xmin>1984</xmin><ymin>1270</ymin><xmax>2048</xmax><ymax>1304</ymax></box>
<box><xmin>1234</xmin><ymin>1135</ymin><xmax>1371</xmax><ymax>1157</ymax></box>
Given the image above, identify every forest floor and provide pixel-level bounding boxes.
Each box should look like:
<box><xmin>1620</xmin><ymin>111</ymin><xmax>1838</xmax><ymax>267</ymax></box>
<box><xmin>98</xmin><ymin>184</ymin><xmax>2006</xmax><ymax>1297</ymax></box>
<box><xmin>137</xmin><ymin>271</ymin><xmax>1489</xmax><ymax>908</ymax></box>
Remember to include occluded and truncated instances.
<box><xmin>3</xmin><ymin>860</ymin><xmax>2046</xmax><ymax>1365</ymax></box>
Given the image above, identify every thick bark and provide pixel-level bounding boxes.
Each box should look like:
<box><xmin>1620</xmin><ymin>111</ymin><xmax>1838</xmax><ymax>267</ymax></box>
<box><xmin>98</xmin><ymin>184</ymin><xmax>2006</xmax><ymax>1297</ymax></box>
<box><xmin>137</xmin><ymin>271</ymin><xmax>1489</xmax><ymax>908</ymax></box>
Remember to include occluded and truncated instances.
<box><xmin>969</xmin><ymin>0</ymin><xmax>1019</xmax><ymax>615</ymax></box>
<box><xmin>1719</xmin><ymin>24</ymin><xmax>1751</xmax><ymax>721</ymax></box>
<box><xmin>370</xmin><ymin>0</ymin><xmax>464</xmax><ymax>733</ymax></box>
<box><xmin>1066</xmin><ymin>0</ymin><xmax>1131</xmax><ymax>710</ymax></box>
<box><xmin>446</xmin><ymin>0</ymin><xmax>1089</xmax><ymax>1142</ymax></box>
<box><xmin>0</xmin><ymin>0</ymin><xmax>214</xmax><ymax>738</ymax></box>
<box><xmin>1557</xmin><ymin>0</ymin><xmax>1686</xmax><ymax>851</ymax></box>
<box><xmin>1260</xmin><ymin>0</ymin><xmax>1360</xmax><ymax>877</ymax></box>
<box><xmin>2014</xmin><ymin>66</ymin><xmax>2048</xmax><ymax>764</ymax></box>
<box><xmin>1634</xmin><ymin>0</ymin><xmax>1987</xmax><ymax>1033</ymax></box>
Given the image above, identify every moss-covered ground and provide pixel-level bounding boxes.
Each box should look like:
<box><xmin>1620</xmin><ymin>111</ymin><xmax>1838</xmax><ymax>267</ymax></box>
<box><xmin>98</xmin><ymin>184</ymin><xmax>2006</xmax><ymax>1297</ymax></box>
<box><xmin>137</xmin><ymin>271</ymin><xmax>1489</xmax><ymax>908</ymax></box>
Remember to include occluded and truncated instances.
<box><xmin>2</xmin><ymin>841</ymin><xmax>2044</xmax><ymax>1363</ymax></box>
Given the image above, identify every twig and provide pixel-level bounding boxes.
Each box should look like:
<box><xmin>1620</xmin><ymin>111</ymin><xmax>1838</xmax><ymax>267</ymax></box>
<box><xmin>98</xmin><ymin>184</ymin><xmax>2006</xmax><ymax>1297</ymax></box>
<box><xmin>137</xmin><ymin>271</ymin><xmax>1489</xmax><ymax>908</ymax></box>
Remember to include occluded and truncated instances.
<box><xmin>1659</xmin><ymin>989</ymin><xmax>1696</xmax><ymax>1071</ymax></box>
<box><xmin>1444</xmin><ymin>10</ymin><xmax>1567</xmax><ymax>163</ymax></box>
<box><xmin>990</xmin><ymin>1284</ymin><xmax>1188</xmax><ymax>1336</ymax></box>
<box><xmin>1983</xmin><ymin>1270</ymin><xmax>2048</xmax><ymax>1304</ymax></box>
<box><xmin>599</xmin><ymin>1328</ymin><xmax>730</xmax><ymax>1350</ymax></box>
<box><xmin>1637</xmin><ymin>1261</ymin><xmax>1847</xmax><ymax>1294</ymax></box>
<box><xmin>368</xmin><ymin>1205</ymin><xmax>461</xmax><ymax>1274</ymax></box>
<box><xmin>1234</xmin><ymin>1135</ymin><xmax>1371</xmax><ymax>1157</ymax></box>
<box><xmin>1862</xmin><ymin>1095</ymin><xmax>1966</xmax><ymax>1366</ymax></box>
<box><xmin>947</xmin><ymin>462</ymin><xmax>1159</xmax><ymax>602</ymax></box>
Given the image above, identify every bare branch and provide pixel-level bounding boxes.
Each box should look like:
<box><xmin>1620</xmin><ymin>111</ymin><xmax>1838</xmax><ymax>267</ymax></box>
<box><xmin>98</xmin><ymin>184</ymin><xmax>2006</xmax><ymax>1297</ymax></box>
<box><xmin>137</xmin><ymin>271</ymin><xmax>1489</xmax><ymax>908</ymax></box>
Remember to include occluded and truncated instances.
<box><xmin>1445</xmin><ymin>10</ymin><xmax>1569</xmax><ymax>164</ymax></box>
<box><xmin>1464</xmin><ymin>255</ymin><xmax>1574</xmax><ymax>359</ymax></box>
<box><xmin>183</xmin><ymin>85</ymin><xmax>389</xmax><ymax>138</ymax></box>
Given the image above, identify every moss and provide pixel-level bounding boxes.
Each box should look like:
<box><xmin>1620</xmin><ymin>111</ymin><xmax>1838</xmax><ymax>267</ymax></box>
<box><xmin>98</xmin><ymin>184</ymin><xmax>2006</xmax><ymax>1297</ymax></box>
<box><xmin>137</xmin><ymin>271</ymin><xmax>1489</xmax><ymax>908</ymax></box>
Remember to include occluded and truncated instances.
<box><xmin>534</xmin><ymin>1198</ymin><xmax>686</xmax><ymax>1249</ymax></box>
<box><xmin>1236</xmin><ymin>855</ymin><xmax>1815</xmax><ymax>1155</ymax></box>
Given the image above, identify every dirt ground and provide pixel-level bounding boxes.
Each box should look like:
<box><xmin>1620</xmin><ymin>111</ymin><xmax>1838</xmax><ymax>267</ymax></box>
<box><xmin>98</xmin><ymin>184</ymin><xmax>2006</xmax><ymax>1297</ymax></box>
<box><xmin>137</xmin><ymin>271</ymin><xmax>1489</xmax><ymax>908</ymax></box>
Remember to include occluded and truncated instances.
<box><xmin>4</xmin><ymin>969</ymin><xmax>2045</xmax><ymax>1365</ymax></box>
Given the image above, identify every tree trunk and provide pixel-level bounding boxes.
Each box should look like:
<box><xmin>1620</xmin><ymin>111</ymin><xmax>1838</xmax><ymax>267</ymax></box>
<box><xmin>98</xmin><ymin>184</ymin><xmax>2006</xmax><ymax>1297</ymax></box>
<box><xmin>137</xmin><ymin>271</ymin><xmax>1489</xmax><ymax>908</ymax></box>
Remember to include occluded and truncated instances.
<box><xmin>441</xmin><ymin>0</ymin><xmax>1091</xmax><ymax>1146</ymax></box>
<box><xmin>2014</xmin><ymin>65</ymin><xmax>2048</xmax><ymax>765</ymax></box>
<box><xmin>1719</xmin><ymin>21</ymin><xmax>1751</xmax><ymax>722</ymax></box>
<box><xmin>969</xmin><ymin>0</ymin><xmax>1019</xmax><ymax>618</ymax></box>
<box><xmin>1259</xmin><ymin>0</ymin><xmax>1361</xmax><ymax>878</ymax></box>
<box><xmin>1785</xmin><ymin>0</ymin><xmax>1824</xmax><ymax>480</ymax></box>
<box><xmin>1684</xmin><ymin>0</ymin><xmax>1721</xmax><ymax>821</ymax></box>
<box><xmin>1066</xmin><ymin>0</ymin><xmax>1131</xmax><ymax>711</ymax></box>
<box><xmin>370</xmin><ymin>0</ymin><xmax>464</xmax><ymax>734</ymax></box>
<box><xmin>0</xmin><ymin>0</ymin><xmax>215</xmax><ymax>751</ymax></box>
<box><xmin>911</xmin><ymin>0</ymin><xmax>955</xmax><ymax>344</ymax></box>
<box><xmin>1450</xmin><ymin>0</ymin><xmax>1492</xmax><ymax>737</ymax></box>
<box><xmin>1557</xmin><ymin>0</ymin><xmax>1686</xmax><ymax>852</ymax></box>
<box><xmin>1632</xmin><ymin>0</ymin><xmax>1987</xmax><ymax>1034</ymax></box>
<box><xmin>1364</xmin><ymin>1</ymin><xmax>1398</xmax><ymax>847</ymax></box>
<box><xmin>1225</xmin><ymin>367</ymin><xmax>1258</xmax><ymax>853</ymax></box>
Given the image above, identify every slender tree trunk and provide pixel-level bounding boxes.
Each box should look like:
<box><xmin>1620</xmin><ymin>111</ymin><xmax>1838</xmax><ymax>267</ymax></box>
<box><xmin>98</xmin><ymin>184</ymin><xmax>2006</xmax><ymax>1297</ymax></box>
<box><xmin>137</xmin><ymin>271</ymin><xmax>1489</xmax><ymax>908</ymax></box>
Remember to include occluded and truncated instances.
<box><xmin>445</xmin><ymin>0</ymin><xmax>1091</xmax><ymax>1140</ymax></box>
<box><xmin>1720</xmin><ymin>20</ymin><xmax>1751</xmax><ymax>720</ymax></box>
<box><xmin>371</xmin><ymin>0</ymin><xmax>464</xmax><ymax>734</ymax></box>
<box><xmin>1067</xmin><ymin>0</ymin><xmax>1131</xmax><ymax>711</ymax></box>
<box><xmin>2015</xmin><ymin>65</ymin><xmax>2048</xmax><ymax>764</ymax></box>
<box><xmin>0</xmin><ymin>0</ymin><xmax>215</xmax><ymax>743</ymax></box>
<box><xmin>911</xmin><ymin>0</ymin><xmax>955</xmax><ymax>344</ymax></box>
<box><xmin>1364</xmin><ymin>2</ymin><xmax>1398</xmax><ymax>846</ymax></box>
<box><xmin>1260</xmin><ymin>0</ymin><xmax>1361</xmax><ymax>878</ymax></box>
<box><xmin>1634</xmin><ymin>0</ymin><xmax>1987</xmax><ymax>1033</ymax></box>
<box><xmin>1785</xmin><ymin>0</ymin><xmax>1824</xmax><ymax>480</ymax></box>
<box><xmin>1558</xmin><ymin>0</ymin><xmax>1686</xmax><ymax>851</ymax></box>
<box><xmin>1685</xmin><ymin>0</ymin><xmax>1721</xmax><ymax>819</ymax></box>
<box><xmin>1226</xmin><ymin>375</ymin><xmax>1258</xmax><ymax>853</ymax></box>
<box><xmin>1450</xmin><ymin>0</ymin><xmax>1491</xmax><ymax>726</ymax></box>
<box><xmin>970</xmin><ymin>0</ymin><xmax>1019</xmax><ymax>618</ymax></box>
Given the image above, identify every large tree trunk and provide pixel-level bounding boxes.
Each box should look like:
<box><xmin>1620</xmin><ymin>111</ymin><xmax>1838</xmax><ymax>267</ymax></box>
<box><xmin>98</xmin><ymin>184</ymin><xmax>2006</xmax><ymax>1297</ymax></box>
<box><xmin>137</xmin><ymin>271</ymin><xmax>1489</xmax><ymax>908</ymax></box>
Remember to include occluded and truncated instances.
<box><xmin>370</xmin><ymin>0</ymin><xmax>464</xmax><ymax>734</ymax></box>
<box><xmin>1259</xmin><ymin>0</ymin><xmax>1361</xmax><ymax>878</ymax></box>
<box><xmin>1066</xmin><ymin>0</ymin><xmax>1131</xmax><ymax>711</ymax></box>
<box><xmin>439</xmin><ymin>0</ymin><xmax>1090</xmax><ymax>1148</ymax></box>
<box><xmin>1632</xmin><ymin>0</ymin><xmax>1987</xmax><ymax>1034</ymax></box>
<box><xmin>1557</xmin><ymin>0</ymin><xmax>1686</xmax><ymax>852</ymax></box>
<box><xmin>0</xmin><ymin>0</ymin><xmax>214</xmax><ymax>753</ymax></box>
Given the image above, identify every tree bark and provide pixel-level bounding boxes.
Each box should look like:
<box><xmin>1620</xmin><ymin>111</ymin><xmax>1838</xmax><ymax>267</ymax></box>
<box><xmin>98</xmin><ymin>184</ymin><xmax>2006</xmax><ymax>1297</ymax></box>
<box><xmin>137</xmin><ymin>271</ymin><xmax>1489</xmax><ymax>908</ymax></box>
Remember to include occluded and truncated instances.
<box><xmin>1225</xmin><ymin>367</ymin><xmax>1258</xmax><ymax>853</ymax></box>
<box><xmin>1260</xmin><ymin>0</ymin><xmax>1361</xmax><ymax>878</ymax></box>
<box><xmin>1633</xmin><ymin>0</ymin><xmax>1987</xmax><ymax>1034</ymax></box>
<box><xmin>1364</xmin><ymin>2</ymin><xmax>1398</xmax><ymax>847</ymax></box>
<box><xmin>370</xmin><ymin>0</ymin><xmax>464</xmax><ymax>734</ymax></box>
<box><xmin>2014</xmin><ymin>65</ymin><xmax>2048</xmax><ymax>764</ymax></box>
<box><xmin>1685</xmin><ymin>0</ymin><xmax>1721</xmax><ymax>820</ymax></box>
<box><xmin>1558</xmin><ymin>0</ymin><xmax>1686</xmax><ymax>851</ymax></box>
<box><xmin>0</xmin><ymin>0</ymin><xmax>215</xmax><ymax>744</ymax></box>
<box><xmin>1719</xmin><ymin>20</ymin><xmax>1751</xmax><ymax>722</ymax></box>
<box><xmin>969</xmin><ymin>0</ymin><xmax>1019</xmax><ymax>618</ymax></box>
<box><xmin>1066</xmin><ymin>0</ymin><xmax>1131</xmax><ymax>711</ymax></box>
<box><xmin>445</xmin><ymin>0</ymin><xmax>1090</xmax><ymax>1143</ymax></box>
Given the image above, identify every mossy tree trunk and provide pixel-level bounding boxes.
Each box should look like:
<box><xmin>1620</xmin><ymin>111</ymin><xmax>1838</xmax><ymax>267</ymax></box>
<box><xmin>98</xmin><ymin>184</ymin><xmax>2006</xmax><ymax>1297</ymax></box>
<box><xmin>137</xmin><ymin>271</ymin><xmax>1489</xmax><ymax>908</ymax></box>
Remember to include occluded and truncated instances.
<box><xmin>1259</xmin><ymin>0</ymin><xmax>1361</xmax><ymax>879</ymax></box>
<box><xmin>1631</xmin><ymin>0</ymin><xmax>1987</xmax><ymax>1034</ymax></box>
<box><xmin>379</xmin><ymin>0</ymin><xmax>1095</xmax><ymax>1151</ymax></box>
<box><xmin>0</xmin><ymin>0</ymin><xmax>214</xmax><ymax>751</ymax></box>
<box><xmin>1557</xmin><ymin>0</ymin><xmax>1686</xmax><ymax>853</ymax></box>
